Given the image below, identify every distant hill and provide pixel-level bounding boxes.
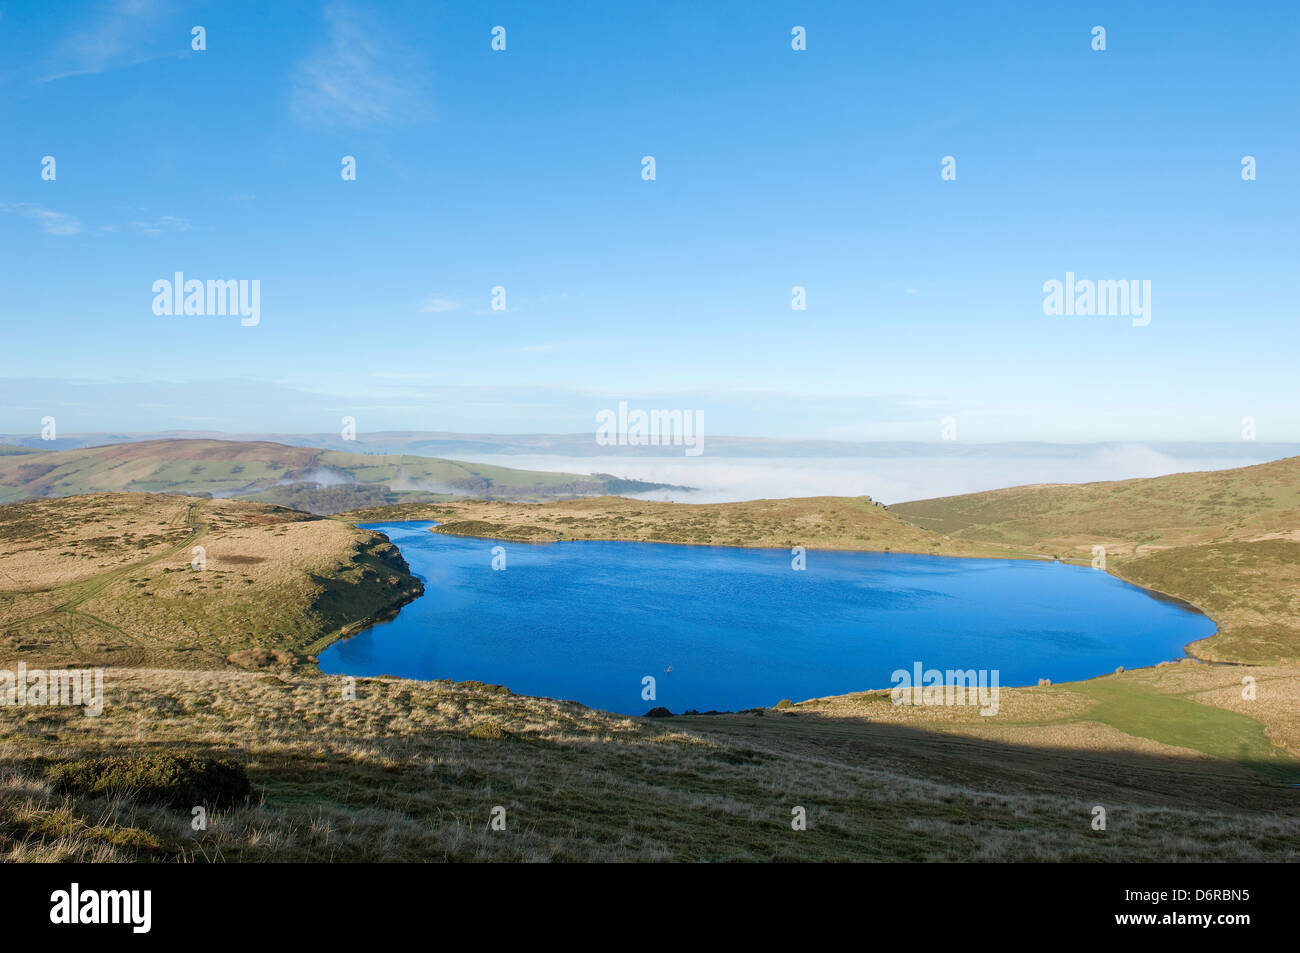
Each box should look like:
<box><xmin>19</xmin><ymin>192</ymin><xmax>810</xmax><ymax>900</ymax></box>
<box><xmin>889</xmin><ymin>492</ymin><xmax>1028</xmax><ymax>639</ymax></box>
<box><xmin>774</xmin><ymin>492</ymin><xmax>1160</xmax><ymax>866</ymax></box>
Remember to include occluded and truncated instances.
<box><xmin>891</xmin><ymin>457</ymin><xmax>1300</xmax><ymax>664</ymax></box>
<box><xmin>890</xmin><ymin>456</ymin><xmax>1300</xmax><ymax>552</ymax></box>
<box><xmin>6</xmin><ymin>430</ymin><xmax>1299</xmax><ymax>461</ymax></box>
<box><xmin>0</xmin><ymin>439</ymin><xmax>686</xmax><ymax>513</ymax></box>
<box><xmin>339</xmin><ymin>493</ymin><xmax>1015</xmax><ymax>559</ymax></box>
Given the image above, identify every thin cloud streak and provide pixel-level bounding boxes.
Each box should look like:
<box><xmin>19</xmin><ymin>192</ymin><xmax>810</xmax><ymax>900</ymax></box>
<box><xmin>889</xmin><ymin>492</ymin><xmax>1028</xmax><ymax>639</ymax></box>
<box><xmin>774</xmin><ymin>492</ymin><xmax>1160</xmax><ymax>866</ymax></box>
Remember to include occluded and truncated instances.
<box><xmin>289</xmin><ymin>1</ymin><xmax>433</xmax><ymax>128</ymax></box>
<box><xmin>419</xmin><ymin>297</ymin><xmax>461</xmax><ymax>313</ymax></box>
<box><xmin>38</xmin><ymin>0</ymin><xmax>180</xmax><ymax>83</ymax></box>
<box><xmin>0</xmin><ymin>203</ymin><xmax>83</xmax><ymax>235</ymax></box>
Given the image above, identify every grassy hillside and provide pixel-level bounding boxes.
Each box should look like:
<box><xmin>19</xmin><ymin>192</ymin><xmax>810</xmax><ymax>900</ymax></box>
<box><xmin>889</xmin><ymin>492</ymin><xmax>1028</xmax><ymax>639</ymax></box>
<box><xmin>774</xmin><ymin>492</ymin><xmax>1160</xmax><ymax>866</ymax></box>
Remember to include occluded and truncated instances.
<box><xmin>0</xmin><ymin>439</ymin><xmax>681</xmax><ymax>511</ymax></box>
<box><xmin>3</xmin><ymin>484</ymin><xmax>1299</xmax><ymax>862</ymax></box>
<box><xmin>2</xmin><ymin>663</ymin><xmax>1297</xmax><ymax>862</ymax></box>
<box><xmin>0</xmin><ymin>493</ymin><xmax>422</xmax><ymax>670</ymax></box>
<box><xmin>338</xmin><ymin>495</ymin><xmax>1023</xmax><ymax>559</ymax></box>
<box><xmin>344</xmin><ymin>464</ymin><xmax>1300</xmax><ymax>665</ymax></box>
<box><xmin>889</xmin><ymin>456</ymin><xmax>1300</xmax><ymax>554</ymax></box>
<box><xmin>890</xmin><ymin>456</ymin><xmax>1300</xmax><ymax>664</ymax></box>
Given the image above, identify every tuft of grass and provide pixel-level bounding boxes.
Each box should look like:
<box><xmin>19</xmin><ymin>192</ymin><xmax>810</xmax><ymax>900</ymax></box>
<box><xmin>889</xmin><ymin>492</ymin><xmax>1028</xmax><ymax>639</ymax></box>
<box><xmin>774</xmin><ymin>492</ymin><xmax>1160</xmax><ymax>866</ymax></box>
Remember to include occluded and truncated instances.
<box><xmin>45</xmin><ymin>753</ymin><xmax>252</xmax><ymax>809</ymax></box>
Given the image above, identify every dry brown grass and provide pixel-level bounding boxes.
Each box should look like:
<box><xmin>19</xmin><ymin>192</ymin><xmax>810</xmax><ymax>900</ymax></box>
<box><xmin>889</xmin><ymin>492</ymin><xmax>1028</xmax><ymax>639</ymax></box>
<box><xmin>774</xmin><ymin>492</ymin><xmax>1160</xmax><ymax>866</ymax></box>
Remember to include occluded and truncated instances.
<box><xmin>888</xmin><ymin>457</ymin><xmax>1300</xmax><ymax>664</ymax></box>
<box><xmin>0</xmin><ymin>493</ymin><xmax>422</xmax><ymax>670</ymax></box>
<box><xmin>339</xmin><ymin>495</ymin><xmax>1026</xmax><ymax>559</ymax></box>
<box><xmin>4</xmin><ymin>485</ymin><xmax>1299</xmax><ymax>862</ymax></box>
<box><xmin>889</xmin><ymin>455</ymin><xmax>1300</xmax><ymax>554</ymax></box>
<box><xmin>2</xmin><ymin>667</ymin><xmax>1297</xmax><ymax>862</ymax></box>
<box><xmin>794</xmin><ymin>659</ymin><xmax>1300</xmax><ymax>759</ymax></box>
<box><xmin>0</xmin><ymin>494</ymin><xmax>196</xmax><ymax>594</ymax></box>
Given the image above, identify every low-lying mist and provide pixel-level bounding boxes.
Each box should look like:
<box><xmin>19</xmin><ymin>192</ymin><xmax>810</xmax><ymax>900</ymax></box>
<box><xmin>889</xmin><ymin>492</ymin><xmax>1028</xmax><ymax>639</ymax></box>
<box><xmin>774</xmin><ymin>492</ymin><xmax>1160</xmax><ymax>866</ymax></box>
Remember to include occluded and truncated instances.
<box><xmin>454</xmin><ymin>445</ymin><xmax>1285</xmax><ymax>504</ymax></box>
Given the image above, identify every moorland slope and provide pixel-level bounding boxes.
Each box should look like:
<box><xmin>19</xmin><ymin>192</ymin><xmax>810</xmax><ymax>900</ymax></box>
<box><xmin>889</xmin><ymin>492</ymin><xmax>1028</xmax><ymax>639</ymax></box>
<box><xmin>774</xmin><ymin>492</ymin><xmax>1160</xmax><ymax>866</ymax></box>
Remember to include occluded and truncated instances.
<box><xmin>4</xmin><ymin>462</ymin><xmax>1300</xmax><ymax>862</ymax></box>
<box><xmin>890</xmin><ymin>457</ymin><xmax>1300</xmax><ymax>663</ymax></box>
<box><xmin>0</xmin><ymin>439</ymin><xmax>679</xmax><ymax>512</ymax></box>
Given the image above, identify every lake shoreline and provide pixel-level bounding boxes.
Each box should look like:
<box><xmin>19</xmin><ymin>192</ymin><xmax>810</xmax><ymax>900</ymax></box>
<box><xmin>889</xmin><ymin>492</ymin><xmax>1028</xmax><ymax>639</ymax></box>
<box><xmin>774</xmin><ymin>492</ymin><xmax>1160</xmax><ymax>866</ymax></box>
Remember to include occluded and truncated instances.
<box><xmin>426</xmin><ymin>519</ymin><xmax>1220</xmax><ymax>667</ymax></box>
<box><xmin>317</xmin><ymin>518</ymin><xmax>1215</xmax><ymax>714</ymax></box>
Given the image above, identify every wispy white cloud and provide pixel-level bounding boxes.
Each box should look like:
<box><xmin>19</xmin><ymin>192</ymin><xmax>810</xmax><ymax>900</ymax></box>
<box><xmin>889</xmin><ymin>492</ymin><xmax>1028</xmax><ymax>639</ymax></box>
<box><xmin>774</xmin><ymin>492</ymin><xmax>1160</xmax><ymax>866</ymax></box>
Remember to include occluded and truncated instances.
<box><xmin>0</xmin><ymin>203</ymin><xmax>83</xmax><ymax>235</ymax></box>
<box><xmin>4</xmin><ymin>202</ymin><xmax>192</xmax><ymax>237</ymax></box>
<box><xmin>419</xmin><ymin>296</ymin><xmax>461</xmax><ymax>314</ymax></box>
<box><xmin>39</xmin><ymin>0</ymin><xmax>180</xmax><ymax>83</ymax></box>
<box><xmin>290</xmin><ymin>1</ymin><xmax>432</xmax><ymax>128</ymax></box>
<box><xmin>368</xmin><ymin>371</ymin><xmax>438</xmax><ymax>381</ymax></box>
<box><xmin>125</xmin><ymin>215</ymin><xmax>190</xmax><ymax>235</ymax></box>
<box><xmin>515</xmin><ymin>339</ymin><xmax>610</xmax><ymax>354</ymax></box>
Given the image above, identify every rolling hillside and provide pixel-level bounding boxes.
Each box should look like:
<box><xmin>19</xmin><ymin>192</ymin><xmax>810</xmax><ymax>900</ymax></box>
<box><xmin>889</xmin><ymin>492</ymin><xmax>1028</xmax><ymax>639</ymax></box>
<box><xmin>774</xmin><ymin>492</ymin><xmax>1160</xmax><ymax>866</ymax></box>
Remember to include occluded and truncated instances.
<box><xmin>339</xmin><ymin>494</ymin><xmax>1017</xmax><ymax>558</ymax></box>
<box><xmin>889</xmin><ymin>456</ymin><xmax>1300</xmax><ymax>552</ymax></box>
<box><xmin>2</xmin><ymin>488</ymin><xmax>1298</xmax><ymax>861</ymax></box>
<box><xmin>0</xmin><ymin>439</ymin><xmax>683</xmax><ymax>512</ymax></box>
<box><xmin>350</xmin><ymin>457</ymin><xmax>1300</xmax><ymax>664</ymax></box>
<box><xmin>0</xmin><ymin>493</ymin><xmax>423</xmax><ymax>669</ymax></box>
<box><xmin>891</xmin><ymin>456</ymin><xmax>1300</xmax><ymax>663</ymax></box>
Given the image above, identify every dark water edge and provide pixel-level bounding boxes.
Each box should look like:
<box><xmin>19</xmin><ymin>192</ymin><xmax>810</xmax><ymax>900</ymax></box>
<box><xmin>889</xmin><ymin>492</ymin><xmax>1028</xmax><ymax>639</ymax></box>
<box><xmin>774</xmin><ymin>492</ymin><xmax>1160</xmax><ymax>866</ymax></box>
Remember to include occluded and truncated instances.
<box><xmin>319</xmin><ymin>521</ymin><xmax>1217</xmax><ymax>715</ymax></box>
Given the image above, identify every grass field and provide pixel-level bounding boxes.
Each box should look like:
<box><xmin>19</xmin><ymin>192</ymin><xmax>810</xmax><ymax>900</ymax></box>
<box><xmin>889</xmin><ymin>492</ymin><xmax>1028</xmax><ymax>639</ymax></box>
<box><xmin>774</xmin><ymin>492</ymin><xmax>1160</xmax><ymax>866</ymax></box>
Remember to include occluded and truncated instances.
<box><xmin>0</xmin><ymin>493</ymin><xmax>422</xmax><ymax>670</ymax></box>
<box><xmin>3</xmin><ymin>456</ymin><xmax>1300</xmax><ymax>861</ymax></box>
<box><xmin>2</xmin><ymin>665</ymin><xmax>1297</xmax><ymax>862</ymax></box>
<box><xmin>889</xmin><ymin>456</ymin><xmax>1300</xmax><ymax>664</ymax></box>
<box><xmin>888</xmin><ymin>456</ymin><xmax>1300</xmax><ymax>553</ymax></box>
<box><xmin>338</xmin><ymin>494</ymin><xmax>1026</xmax><ymax>559</ymax></box>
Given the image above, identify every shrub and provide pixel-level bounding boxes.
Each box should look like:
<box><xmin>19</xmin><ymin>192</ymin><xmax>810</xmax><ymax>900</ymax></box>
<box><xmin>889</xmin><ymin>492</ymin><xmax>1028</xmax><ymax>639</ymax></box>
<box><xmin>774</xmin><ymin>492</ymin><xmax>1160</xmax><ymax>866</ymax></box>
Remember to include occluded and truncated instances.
<box><xmin>459</xmin><ymin>680</ymin><xmax>512</xmax><ymax>695</ymax></box>
<box><xmin>468</xmin><ymin>722</ymin><xmax>510</xmax><ymax>740</ymax></box>
<box><xmin>45</xmin><ymin>753</ymin><xmax>252</xmax><ymax>809</ymax></box>
<box><xmin>227</xmin><ymin>648</ymin><xmax>298</xmax><ymax>669</ymax></box>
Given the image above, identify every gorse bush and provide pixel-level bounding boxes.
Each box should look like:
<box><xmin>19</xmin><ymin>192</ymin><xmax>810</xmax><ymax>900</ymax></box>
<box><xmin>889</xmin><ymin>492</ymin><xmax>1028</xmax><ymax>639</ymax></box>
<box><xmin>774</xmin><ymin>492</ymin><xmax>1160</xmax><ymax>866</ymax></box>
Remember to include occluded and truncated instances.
<box><xmin>45</xmin><ymin>753</ymin><xmax>252</xmax><ymax>808</ymax></box>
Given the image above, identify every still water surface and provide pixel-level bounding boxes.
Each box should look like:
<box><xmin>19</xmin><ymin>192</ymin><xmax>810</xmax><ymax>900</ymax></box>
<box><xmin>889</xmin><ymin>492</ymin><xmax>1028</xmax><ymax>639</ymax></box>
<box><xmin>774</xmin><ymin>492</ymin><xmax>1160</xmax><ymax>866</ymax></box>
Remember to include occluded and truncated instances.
<box><xmin>318</xmin><ymin>521</ymin><xmax>1214</xmax><ymax>715</ymax></box>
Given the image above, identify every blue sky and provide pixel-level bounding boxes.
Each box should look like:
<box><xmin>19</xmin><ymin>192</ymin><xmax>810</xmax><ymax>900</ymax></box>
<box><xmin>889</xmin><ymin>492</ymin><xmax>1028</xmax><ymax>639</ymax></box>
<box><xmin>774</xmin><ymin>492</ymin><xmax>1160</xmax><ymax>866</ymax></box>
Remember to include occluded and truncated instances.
<box><xmin>1</xmin><ymin>0</ymin><xmax>1296</xmax><ymax>441</ymax></box>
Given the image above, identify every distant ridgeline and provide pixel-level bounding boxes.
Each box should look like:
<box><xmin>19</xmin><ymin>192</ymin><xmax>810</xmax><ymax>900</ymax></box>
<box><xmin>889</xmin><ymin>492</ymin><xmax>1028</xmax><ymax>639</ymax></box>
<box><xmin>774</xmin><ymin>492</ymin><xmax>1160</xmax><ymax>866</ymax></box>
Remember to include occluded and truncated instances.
<box><xmin>0</xmin><ymin>439</ymin><xmax>688</xmax><ymax>514</ymax></box>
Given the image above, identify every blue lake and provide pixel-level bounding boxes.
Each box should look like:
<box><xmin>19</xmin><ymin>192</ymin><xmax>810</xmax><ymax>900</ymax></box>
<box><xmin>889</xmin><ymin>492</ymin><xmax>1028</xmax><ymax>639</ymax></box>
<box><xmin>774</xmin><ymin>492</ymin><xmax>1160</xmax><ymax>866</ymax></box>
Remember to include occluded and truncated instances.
<box><xmin>317</xmin><ymin>521</ymin><xmax>1216</xmax><ymax>716</ymax></box>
